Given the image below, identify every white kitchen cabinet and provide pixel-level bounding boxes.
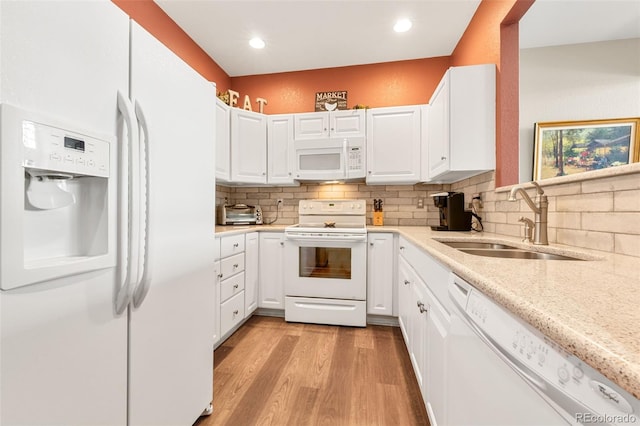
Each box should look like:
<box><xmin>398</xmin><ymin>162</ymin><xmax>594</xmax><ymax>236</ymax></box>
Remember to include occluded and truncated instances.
<box><xmin>218</xmin><ymin>234</ymin><xmax>246</xmax><ymax>338</ymax></box>
<box><xmin>258</xmin><ymin>232</ymin><xmax>285</xmax><ymax>309</ymax></box>
<box><xmin>367</xmin><ymin>233</ymin><xmax>395</xmax><ymax>316</ymax></box>
<box><xmin>409</xmin><ymin>274</ymin><xmax>428</xmax><ymax>393</ymax></box>
<box><xmin>215</xmin><ymin>98</ymin><xmax>231</xmax><ymax>182</ymax></box>
<box><xmin>397</xmin><ymin>256</ymin><xmax>414</xmax><ymax>344</ymax></box>
<box><xmin>424</xmin><ymin>287</ymin><xmax>449</xmax><ymax>426</ymax></box>
<box><xmin>366</xmin><ymin>105</ymin><xmax>422</xmax><ymax>184</ymax></box>
<box><xmin>244</xmin><ymin>232</ymin><xmax>259</xmax><ymax>316</ymax></box>
<box><xmin>231</xmin><ymin>108</ymin><xmax>267</xmax><ymax>183</ymax></box>
<box><xmin>426</xmin><ymin>64</ymin><xmax>496</xmax><ymax>183</ymax></box>
<box><xmin>267</xmin><ymin>114</ymin><xmax>295</xmax><ymax>184</ymax></box>
<box><xmin>213</xmin><ymin>238</ymin><xmax>221</xmax><ymax>347</ymax></box>
<box><xmin>294</xmin><ymin>109</ymin><xmax>365</xmax><ymax>140</ymax></box>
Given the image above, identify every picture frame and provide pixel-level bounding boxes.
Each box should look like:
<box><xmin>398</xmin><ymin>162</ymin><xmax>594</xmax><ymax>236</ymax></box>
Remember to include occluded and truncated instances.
<box><xmin>533</xmin><ymin>117</ymin><xmax>640</xmax><ymax>180</ymax></box>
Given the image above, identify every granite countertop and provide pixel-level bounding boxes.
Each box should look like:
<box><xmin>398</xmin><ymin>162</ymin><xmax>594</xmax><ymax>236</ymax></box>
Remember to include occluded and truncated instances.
<box><xmin>214</xmin><ymin>224</ymin><xmax>640</xmax><ymax>399</ymax></box>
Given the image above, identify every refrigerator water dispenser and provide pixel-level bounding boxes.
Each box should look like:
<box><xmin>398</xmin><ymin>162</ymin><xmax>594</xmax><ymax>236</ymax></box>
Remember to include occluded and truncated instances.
<box><xmin>0</xmin><ymin>104</ymin><xmax>116</xmax><ymax>289</ymax></box>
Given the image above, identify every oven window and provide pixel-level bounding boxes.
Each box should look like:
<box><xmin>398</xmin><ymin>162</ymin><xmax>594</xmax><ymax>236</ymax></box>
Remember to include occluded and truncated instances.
<box><xmin>299</xmin><ymin>247</ymin><xmax>351</xmax><ymax>279</ymax></box>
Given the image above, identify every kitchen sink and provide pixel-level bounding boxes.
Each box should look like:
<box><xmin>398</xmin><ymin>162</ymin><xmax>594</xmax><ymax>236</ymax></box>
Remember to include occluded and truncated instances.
<box><xmin>440</xmin><ymin>241</ymin><xmax>519</xmax><ymax>250</ymax></box>
<box><xmin>459</xmin><ymin>249</ymin><xmax>584</xmax><ymax>261</ymax></box>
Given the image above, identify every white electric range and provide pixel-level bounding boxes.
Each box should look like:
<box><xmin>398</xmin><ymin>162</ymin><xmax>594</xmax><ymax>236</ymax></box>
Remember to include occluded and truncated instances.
<box><xmin>284</xmin><ymin>200</ymin><xmax>367</xmax><ymax>327</ymax></box>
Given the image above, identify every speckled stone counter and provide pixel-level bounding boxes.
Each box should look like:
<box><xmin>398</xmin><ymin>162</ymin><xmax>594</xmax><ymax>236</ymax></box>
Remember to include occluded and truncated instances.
<box><xmin>214</xmin><ymin>224</ymin><xmax>640</xmax><ymax>399</ymax></box>
<box><xmin>371</xmin><ymin>226</ymin><xmax>640</xmax><ymax>400</ymax></box>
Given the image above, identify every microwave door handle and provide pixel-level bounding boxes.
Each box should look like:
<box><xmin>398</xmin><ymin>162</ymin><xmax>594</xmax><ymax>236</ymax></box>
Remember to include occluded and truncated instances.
<box><xmin>342</xmin><ymin>139</ymin><xmax>348</xmax><ymax>179</ymax></box>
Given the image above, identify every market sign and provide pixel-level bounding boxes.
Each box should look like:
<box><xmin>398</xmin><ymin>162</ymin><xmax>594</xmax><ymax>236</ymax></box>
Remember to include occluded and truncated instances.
<box><xmin>315</xmin><ymin>91</ymin><xmax>348</xmax><ymax>112</ymax></box>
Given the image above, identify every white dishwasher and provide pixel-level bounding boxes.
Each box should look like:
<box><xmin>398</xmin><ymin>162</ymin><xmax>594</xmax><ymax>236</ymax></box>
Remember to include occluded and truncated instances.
<box><xmin>447</xmin><ymin>274</ymin><xmax>639</xmax><ymax>426</ymax></box>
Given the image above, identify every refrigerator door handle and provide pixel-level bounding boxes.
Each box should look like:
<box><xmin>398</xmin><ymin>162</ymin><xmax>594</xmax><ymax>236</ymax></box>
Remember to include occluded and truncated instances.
<box><xmin>132</xmin><ymin>101</ymin><xmax>152</xmax><ymax>308</ymax></box>
<box><xmin>115</xmin><ymin>91</ymin><xmax>139</xmax><ymax>315</ymax></box>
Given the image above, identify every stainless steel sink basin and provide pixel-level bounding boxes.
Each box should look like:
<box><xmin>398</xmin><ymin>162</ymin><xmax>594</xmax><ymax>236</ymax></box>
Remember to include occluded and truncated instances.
<box><xmin>441</xmin><ymin>241</ymin><xmax>518</xmax><ymax>250</ymax></box>
<box><xmin>459</xmin><ymin>249</ymin><xmax>584</xmax><ymax>261</ymax></box>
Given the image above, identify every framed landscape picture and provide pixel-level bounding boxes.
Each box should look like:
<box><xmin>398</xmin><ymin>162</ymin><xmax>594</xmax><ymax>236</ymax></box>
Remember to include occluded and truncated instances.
<box><xmin>533</xmin><ymin>118</ymin><xmax>640</xmax><ymax>180</ymax></box>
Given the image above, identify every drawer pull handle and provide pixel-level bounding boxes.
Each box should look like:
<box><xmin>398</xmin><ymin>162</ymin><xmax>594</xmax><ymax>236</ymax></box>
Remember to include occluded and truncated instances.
<box><xmin>233</xmin><ymin>243</ymin><xmax>239</xmax><ymax>248</ymax></box>
<box><xmin>233</xmin><ymin>310</ymin><xmax>239</xmax><ymax>316</ymax></box>
<box><xmin>233</xmin><ymin>284</ymin><xmax>239</xmax><ymax>289</ymax></box>
<box><xmin>233</xmin><ymin>263</ymin><xmax>239</xmax><ymax>268</ymax></box>
<box><xmin>400</xmin><ymin>246</ymin><xmax>405</xmax><ymax>251</ymax></box>
<box><xmin>417</xmin><ymin>301</ymin><xmax>427</xmax><ymax>314</ymax></box>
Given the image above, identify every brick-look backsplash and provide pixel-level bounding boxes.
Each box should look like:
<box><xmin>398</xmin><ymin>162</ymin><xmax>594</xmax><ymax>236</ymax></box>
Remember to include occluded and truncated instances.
<box><xmin>218</xmin><ymin>167</ymin><xmax>640</xmax><ymax>258</ymax></box>
<box><xmin>452</xmin><ymin>170</ymin><xmax>640</xmax><ymax>257</ymax></box>
<box><xmin>218</xmin><ymin>183</ymin><xmax>451</xmax><ymax>227</ymax></box>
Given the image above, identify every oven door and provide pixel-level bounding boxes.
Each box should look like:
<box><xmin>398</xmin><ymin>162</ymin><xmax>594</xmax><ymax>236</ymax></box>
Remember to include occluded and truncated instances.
<box><xmin>284</xmin><ymin>233</ymin><xmax>367</xmax><ymax>300</ymax></box>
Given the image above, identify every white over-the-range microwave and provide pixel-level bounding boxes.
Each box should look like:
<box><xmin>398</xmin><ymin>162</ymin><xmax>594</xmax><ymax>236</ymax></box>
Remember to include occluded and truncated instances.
<box><xmin>293</xmin><ymin>137</ymin><xmax>365</xmax><ymax>181</ymax></box>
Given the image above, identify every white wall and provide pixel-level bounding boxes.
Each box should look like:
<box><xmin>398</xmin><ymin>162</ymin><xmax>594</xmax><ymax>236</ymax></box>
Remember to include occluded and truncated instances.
<box><xmin>519</xmin><ymin>38</ymin><xmax>640</xmax><ymax>183</ymax></box>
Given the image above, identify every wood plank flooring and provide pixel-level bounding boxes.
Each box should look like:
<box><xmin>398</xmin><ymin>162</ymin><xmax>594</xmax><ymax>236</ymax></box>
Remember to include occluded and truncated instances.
<box><xmin>195</xmin><ymin>315</ymin><xmax>429</xmax><ymax>426</ymax></box>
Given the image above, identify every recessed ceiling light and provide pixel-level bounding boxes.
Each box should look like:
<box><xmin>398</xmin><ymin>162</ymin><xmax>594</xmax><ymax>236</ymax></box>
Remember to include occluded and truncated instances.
<box><xmin>249</xmin><ymin>37</ymin><xmax>265</xmax><ymax>49</ymax></box>
<box><xmin>393</xmin><ymin>19</ymin><xmax>412</xmax><ymax>33</ymax></box>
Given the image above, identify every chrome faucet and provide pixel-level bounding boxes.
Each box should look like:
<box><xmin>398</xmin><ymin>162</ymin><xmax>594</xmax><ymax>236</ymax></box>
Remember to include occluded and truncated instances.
<box><xmin>508</xmin><ymin>181</ymin><xmax>548</xmax><ymax>245</ymax></box>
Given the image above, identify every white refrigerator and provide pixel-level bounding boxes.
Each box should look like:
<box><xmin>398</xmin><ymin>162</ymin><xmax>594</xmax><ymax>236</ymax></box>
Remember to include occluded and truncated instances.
<box><xmin>0</xmin><ymin>2</ymin><xmax>216</xmax><ymax>425</ymax></box>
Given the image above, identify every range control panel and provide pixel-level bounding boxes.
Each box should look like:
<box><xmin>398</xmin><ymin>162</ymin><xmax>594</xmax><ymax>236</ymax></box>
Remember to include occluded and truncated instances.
<box><xmin>465</xmin><ymin>288</ymin><xmax>639</xmax><ymax>424</ymax></box>
<box><xmin>22</xmin><ymin>119</ymin><xmax>110</xmax><ymax>178</ymax></box>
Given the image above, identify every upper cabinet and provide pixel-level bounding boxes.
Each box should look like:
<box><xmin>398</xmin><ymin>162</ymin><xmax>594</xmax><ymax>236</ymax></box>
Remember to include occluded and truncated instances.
<box><xmin>366</xmin><ymin>105</ymin><xmax>422</xmax><ymax>184</ymax></box>
<box><xmin>215</xmin><ymin>98</ymin><xmax>231</xmax><ymax>182</ymax></box>
<box><xmin>294</xmin><ymin>109</ymin><xmax>365</xmax><ymax>140</ymax></box>
<box><xmin>231</xmin><ymin>108</ymin><xmax>267</xmax><ymax>184</ymax></box>
<box><xmin>267</xmin><ymin>114</ymin><xmax>295</xmax><ymax>185</ymax></box>
<box><xmin>426</xmin><ymin>64</ymin><xmax>496</xmax><ymax>183</ymax></box>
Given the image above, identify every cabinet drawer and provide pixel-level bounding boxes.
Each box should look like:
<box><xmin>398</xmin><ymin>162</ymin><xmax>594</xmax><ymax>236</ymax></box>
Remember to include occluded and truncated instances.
<box><xmin>221</xmin><ymin>291</ymin><xmax>245</xmax><ymax>337</ymax></box>
<box><xmin>221</xmin><ymin>234</ymin><xmax>245</xmax><ymax>258</ymax></box>
<box><xmin>220</xmin><ymin>272</ymin><xmax>245</xmax><ymax>303</ymax></box>
<box><xmin>399</xmin><ymin>236</ymin><xmax>451</xmax><ymax>313</ymax></box>
<box><xmin>221</xmin><ymin>253</ymin><xmax>245</xmax><ymax>279</ymax></box>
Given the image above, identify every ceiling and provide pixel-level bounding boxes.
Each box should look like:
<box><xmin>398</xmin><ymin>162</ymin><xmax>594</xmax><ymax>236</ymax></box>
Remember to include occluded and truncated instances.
<box><xmin>157</xmin><ymin>0</ymin><xmax>640</xmax><ymax>78</ymax></box>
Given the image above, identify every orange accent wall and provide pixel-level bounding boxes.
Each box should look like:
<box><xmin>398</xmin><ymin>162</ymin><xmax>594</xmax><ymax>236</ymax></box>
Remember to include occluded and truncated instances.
<box><xmin>451</xmin><ymin>0</ymin><xmax>534</xmax><ymax>187</ymax></box>
<box><xmin>112</xmin><ymin>0</ymin><xmax>231</xmax><ymax>92</ymax></box>
<box><xmin>230</xmin><ymin>57</ymin><xmax>451</xmax><ymax>114</ymax></box>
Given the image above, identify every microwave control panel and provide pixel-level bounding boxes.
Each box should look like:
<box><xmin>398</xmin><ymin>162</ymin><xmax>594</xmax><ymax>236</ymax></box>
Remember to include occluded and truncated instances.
<box><xmin>348</xmin><ymin>146</ymin><xmax>363</xmax><ymax>171</ymax></box>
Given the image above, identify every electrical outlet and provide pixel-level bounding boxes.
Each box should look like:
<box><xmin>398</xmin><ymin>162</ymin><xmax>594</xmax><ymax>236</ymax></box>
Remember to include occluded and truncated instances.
<box><xmin>417</xmin><ymin>198</ymin><xmax>424</xmax><ymax>209</ymax></box>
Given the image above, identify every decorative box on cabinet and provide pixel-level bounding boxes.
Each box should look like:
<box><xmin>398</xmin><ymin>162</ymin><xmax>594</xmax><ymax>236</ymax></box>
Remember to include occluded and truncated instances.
<box><xmin>426</xmin><ymin>64</ymin><xmax>496</xmax><ymax>183</ymax></box>
<box><xmin>366</xmin><ymin>106</ymin><xmax>422</xmax><ymax>184</ymax></box>
<box><xmin>293</xmin><ymin>109</ymin><xmax>365</xmax><ymax>140</ymax></box>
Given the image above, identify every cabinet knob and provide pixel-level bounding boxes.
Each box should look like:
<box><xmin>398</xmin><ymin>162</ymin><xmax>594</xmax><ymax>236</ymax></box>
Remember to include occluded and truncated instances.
<box><xmin>288</xmin><ymin>172</ymin><xmax>292</xmax><ymax>176</ymax></box>
<box><xmin>233</xmin><ymin>284</ymin><xmax>239</xmax><ymax>289</ymax></box>
<box><xmin>368</xmin><ymin>171</ymin><xmax>372</xmax><ymax>174</ymax></box>
<box><xmin>330</xmin><ymin>128</ymin><xmax>334</xmax><ymax>131</ymax></box>
<box><xmin>233</xmin><ymin>263</ymin><xmax>239</xmax><ymax>268</ymax></box>
<box><xmin>404</xmin><ymin>279</ymin><xmax>410</xmax><ymax>285</ymax></box>
<box><xmin>218</xmin><ymin>273</ymin><xmax>223</xmax><ymax>279</ymax></box>
<box><xmin>417</xmin><ymin>302</ymin><xmax>427</xmax><ymax>314</ymax></box>
<box><xmin>262</xmin><ymin>172</ymin><xmax>266</xmax><ymax>176</ymax></box>
<box><xmin>370</xmin><ymin>242</ymin><xmax>374</xmax><ymax>246</ymax></box>
<box><xmin>441</xmin><ymin>156</ymin><xmax>447</xmax><ymax>160</ymax></box>
<box><xmin>233</xmin><ymin>310</ymin><xmax>239</xmax><ymax>316</ymax></box>
<box><xmin>280</xmin><ymin>241</ymin><xmax>284</xmax><ymax>246</ymax></box>
<box><xmin>233</xmin><ymin>243</ymin><xmax>239</xmax><ymax>248</ymax></box>
<box><xmin>400</xmin><ymin>246</ymin><xmax>405</xmax><ymax>251</ymax></box>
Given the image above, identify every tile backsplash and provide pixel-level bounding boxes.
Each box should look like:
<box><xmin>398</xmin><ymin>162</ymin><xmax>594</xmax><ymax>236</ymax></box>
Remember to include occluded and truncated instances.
<box><xmin>217</xmin><ymin>166</ymin><xmax>640</xmax><ymax>258</ymax></box>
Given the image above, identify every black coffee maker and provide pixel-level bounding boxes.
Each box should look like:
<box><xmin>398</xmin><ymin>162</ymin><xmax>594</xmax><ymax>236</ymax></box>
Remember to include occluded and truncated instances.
<box><xmin>431</xmin><ymin>192</ymin><xmax>472</xmax><ymax>231</ymax></box>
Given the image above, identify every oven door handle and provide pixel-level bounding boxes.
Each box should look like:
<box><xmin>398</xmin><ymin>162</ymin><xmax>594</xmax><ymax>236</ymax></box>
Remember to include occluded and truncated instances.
<box><xmin>285</xmin><ymin>234</ymin><xmax>367</xmax><ymax>243</ymax></box>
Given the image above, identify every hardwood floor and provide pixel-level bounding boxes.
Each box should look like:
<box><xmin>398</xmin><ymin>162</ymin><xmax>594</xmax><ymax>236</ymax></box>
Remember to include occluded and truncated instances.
<box><xmin>195</xmin><ymin>315</ymin><xmax>429</xmax><ymax>426</ymax></box>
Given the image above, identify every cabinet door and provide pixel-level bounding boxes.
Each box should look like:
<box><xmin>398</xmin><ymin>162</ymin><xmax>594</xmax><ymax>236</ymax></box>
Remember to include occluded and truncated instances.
<box><xmin>244</xmin><ymin>232</ymin><xmax>259</xmax><ymax>316</ymax></box>
<box><xmin>427</xmin><ymin>75</ymin><xmax>450</xmax><ymax>179</ymax></box>
<box><xmin>331</xmin><ymin>109</ymin><xmax>365</xmax><ymax>138</ymax></box>
<box><xmin>410</xmin><ymin>277</ymin><xmax>429</xmax><ymax>393</ymax></box>
<box><xmin>425</xmin><ymin>289</ymin><xmax>449</xmax><ymax>426</ymax></box>
<box><xmin>267</xmin><ymin>114</ymin><xmax>295</xmax><ymax>184</ymax></box>
<box><xmin>294</xmin><ymin>112</ymin><xmax>329</xmax><ymax>140</ymax></box>
<box><xmin>215</xmin><ymin>98</ymin><xmax>231</xmax><ymax>182</ymax></box>
<box><xmin>367</xmin><ymin>233</ymin><xmax>394</xmax><ymax>315</ymax></box>
<box><xmin>366</xmin><ymin>106</ymin><xmax>422</xmax><ymax>184</ymax></box>
<box><xmin>231</xmin><ymin>109</ymin><xmax>267</xmax><ymax>183</ymax></box>
<box><xmin>213</xmin><ymin>259</ymin><xmax>221</xmax><ymax>346</ymax></box>
<box><xmin>397</xmin><ymin>256</ymin><xmax>414</xmax><ymax>345</ymax></box>
<box><xmin>258</xmin><ymin>232</ymin><xmax>285</xmax><ymax>309</ymax></box>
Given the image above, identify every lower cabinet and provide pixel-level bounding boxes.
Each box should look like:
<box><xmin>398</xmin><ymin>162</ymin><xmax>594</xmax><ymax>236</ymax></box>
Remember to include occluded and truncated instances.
<box><xmin>258</xmin><ymin>232</ymin><xmax>285</xmax><ymax>309</ymax></box>
<box><xmin>244</xmin><ymin>232</ymin><xmax>259</xmax><ymax>316</ymax></box>
<box><xmin>398</xmin><ymin>239</ymin><xmax>451</xmax><ymax>426</ymax></box>
<box><xmin>367</xmin><ymin>232</ymin><xmax>395</xmax><ymax>316</ymax></box>
<box><xmin>220</xmin><ymin>291</ymin><xmax>245</xmax><ymax>336</ymax></box>
<box><xmin>212</xmin><ymin>239</ymin><xmax>221</xmax><ymax>347</ymax></box>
